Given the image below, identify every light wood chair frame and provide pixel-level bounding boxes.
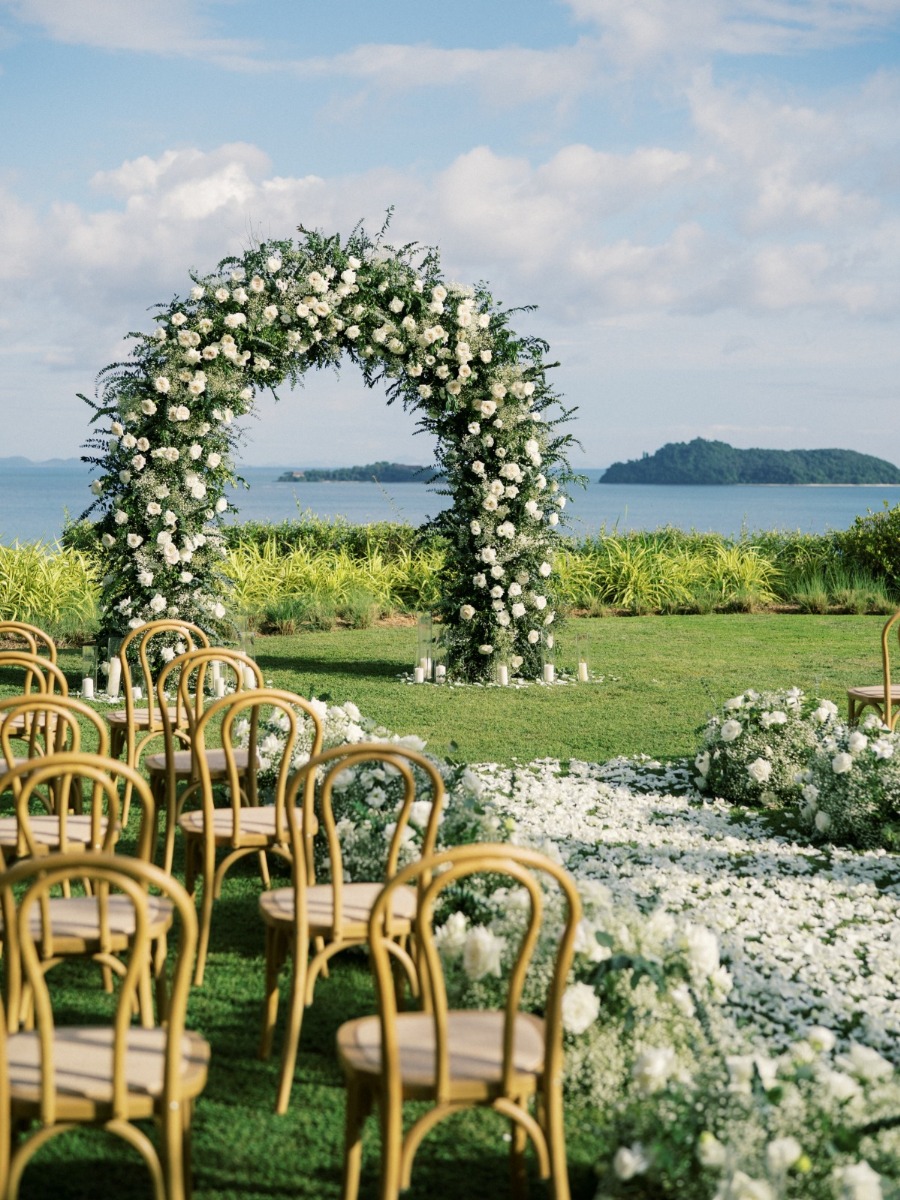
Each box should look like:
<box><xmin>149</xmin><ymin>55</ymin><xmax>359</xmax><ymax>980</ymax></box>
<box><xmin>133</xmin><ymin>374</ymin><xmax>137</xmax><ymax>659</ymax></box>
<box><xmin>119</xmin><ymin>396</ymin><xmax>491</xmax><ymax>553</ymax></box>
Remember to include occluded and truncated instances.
<box><xmin>0</xmin><ymin>752</ymin><xmax>167</xmax><ymax>1027</ymax></box>
<box><xmin>0</xmin><ymin>654</ymin><xmax>69</xmax><ymax>753</ymax></box>
<box><xmin>150</xmin><ymin>646</ymin><xmax>264</xmax><ymax>874</ymax></box>
<box><xmin>0</xmin><ymin>622</ymin><xmax>57</xmax><ymax>663</ymax></box>
<box><xmin>177</xmin><ymin>687</ymin><xmax>324</xmax><ymax>987</ymax></box>
<box><xmin>0</xmin><ymin>851</ymin><xmax>208</xmax><ymax>1200</ymax></box>
<box><xmin>260</xmin><ymin>743</ymin><xmax>445</xmax><ymax>1115</ymax></box>
<box><xmin>0</xmin><ymin>694</ymin><xmax>110</xmax><ymax>818</ymax></box>
<box><xmin>337</xmin><ymin>842</ymin><xmax>582</xmax><ymax>1200</ymax></box>
<box><xmin>106</xmin><ymin>619</ymin><xmax>210</xmax><ymax>823</ymax></box>
<box><xmin>847</xmin><ymin>608</ymin><xmax>900</xmax><ymax>730</ymax></box>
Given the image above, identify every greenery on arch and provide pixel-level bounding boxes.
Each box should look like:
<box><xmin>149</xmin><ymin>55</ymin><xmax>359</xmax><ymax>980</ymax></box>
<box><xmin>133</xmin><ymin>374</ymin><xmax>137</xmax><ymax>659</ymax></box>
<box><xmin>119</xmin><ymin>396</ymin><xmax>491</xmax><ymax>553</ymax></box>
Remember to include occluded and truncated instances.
<box><xmin>82</xmin><ymin>221</ymin><xmax>578</xmax><ymax>680</ymax></box>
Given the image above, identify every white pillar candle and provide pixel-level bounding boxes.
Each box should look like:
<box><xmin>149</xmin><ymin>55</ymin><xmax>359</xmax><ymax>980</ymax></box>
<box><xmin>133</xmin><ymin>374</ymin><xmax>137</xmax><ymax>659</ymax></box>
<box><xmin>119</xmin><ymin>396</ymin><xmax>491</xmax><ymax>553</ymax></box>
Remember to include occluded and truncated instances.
<box><xmin>132</xmin><ymin>685</ymin><xmax>142</xmax><ymax>701</ymax></box>
<box><xmin>81</xmin><ymin>678</ymin><xmax>94</xmax><ymax>700</ymax></box>
<box><xmin>214</xmin><ymin>677</ymin><xmax>226</xmax><ymax>698</ymax></box>
<box><xmin>435</xmin><ymin>664</ymin><xmax>446</xmax><ymax>682</ymax></box>
<box><xmin>542</xmin><ymin>663</ymin><xmax>555</xmax><ymax>684</ymax></box>
<box><xmin>577</xmin><ymin>661</ymin><xmax>589</xmax><ymax>683</ymax></box>
<box><xmin>413</xmin><ymin>666</ymin><xmax>425</xmax><ymax>684</ymax></box>
<box><xmin>107</xmin><ymin>657</ymin><xmax>122</xmax><ymax>700</ymax></box>
<box><xmin>211</xmin><ymin>660</ymin><xmax>222</xmax><ymax>684</ymax></box>
<box><xmin>243</xmin><ymin>665</ymin><xmax>257</xmax><ymax>689</ymax></box>
<box><xmin>497</xmin><ymin>665</ymin><xmax>509</xmax><ymax>686</ymax></box>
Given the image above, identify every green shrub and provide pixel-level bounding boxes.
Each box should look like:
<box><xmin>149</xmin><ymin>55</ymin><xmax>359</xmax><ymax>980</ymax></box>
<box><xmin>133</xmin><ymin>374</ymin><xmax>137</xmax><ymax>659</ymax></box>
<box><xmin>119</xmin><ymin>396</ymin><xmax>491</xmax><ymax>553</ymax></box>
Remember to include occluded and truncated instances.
<box><xmin>834</xmin><ymin>501</ymin><xmax>900</xmax><ymax>592</ymax></box>
<box><xmin>0</xmin><ymin>542</ymin><xmax>100</xmax><ymax>639</ymax></box>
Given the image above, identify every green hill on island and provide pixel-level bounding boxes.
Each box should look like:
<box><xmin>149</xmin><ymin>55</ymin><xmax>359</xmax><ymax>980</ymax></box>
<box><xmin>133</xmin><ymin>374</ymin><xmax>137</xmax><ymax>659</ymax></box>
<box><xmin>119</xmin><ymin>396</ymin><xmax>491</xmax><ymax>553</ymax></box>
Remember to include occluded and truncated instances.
<box><xmin>277</xmin><ymin>462</ymin><xmax>436</xmax><ymax>483</ymax></box>
<box><xmin>600</xmin><ymin>438</ymin><xmax>900</xmax><ymax>485</ymax></box>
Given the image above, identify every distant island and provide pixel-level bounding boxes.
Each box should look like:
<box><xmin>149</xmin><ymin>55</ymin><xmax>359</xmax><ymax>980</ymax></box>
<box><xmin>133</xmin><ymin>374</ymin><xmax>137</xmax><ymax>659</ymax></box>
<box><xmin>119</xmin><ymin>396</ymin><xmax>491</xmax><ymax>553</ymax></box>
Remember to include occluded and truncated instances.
<box><xmin>600</xmin><ymin>439</ymin><xmax>900</xmax><ymax>485</ymax></box>
<box><xmin>277</xmin><ymin>461</ymin><xmax>437</xmax><ymax>483</ymax></box>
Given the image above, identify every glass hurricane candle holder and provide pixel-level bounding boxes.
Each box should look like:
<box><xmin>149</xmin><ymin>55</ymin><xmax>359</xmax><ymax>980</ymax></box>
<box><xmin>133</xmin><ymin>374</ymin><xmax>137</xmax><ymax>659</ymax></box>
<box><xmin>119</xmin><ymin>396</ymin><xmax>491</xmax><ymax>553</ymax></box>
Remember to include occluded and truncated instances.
<box><xmin>416</xmin><ymin>612</ymin><xmax>434</xmax><ymax>681</ymax></box>
<box><xmin>81</xmin><ymin>645</ymin><xmax>97</xmax><ymax>699</ymax></box>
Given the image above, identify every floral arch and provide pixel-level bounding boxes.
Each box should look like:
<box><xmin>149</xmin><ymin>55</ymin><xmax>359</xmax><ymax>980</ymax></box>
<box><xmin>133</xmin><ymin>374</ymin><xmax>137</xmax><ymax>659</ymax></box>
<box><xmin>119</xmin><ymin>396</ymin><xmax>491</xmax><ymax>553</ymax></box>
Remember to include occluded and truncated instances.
<box><xmin>84</xmin><ymin>223</ymin><xmax>575</xmax><ymax>681</ymax></box>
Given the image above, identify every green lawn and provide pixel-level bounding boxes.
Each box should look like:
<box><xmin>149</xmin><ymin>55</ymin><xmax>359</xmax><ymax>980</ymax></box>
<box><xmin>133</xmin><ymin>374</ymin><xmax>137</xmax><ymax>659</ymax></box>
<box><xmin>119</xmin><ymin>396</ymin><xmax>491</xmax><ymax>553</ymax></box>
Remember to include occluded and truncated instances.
<box><xmin>1</xmin><ymin>613</ymin><xmax>890</xmax><ymax>1198</ymax></box>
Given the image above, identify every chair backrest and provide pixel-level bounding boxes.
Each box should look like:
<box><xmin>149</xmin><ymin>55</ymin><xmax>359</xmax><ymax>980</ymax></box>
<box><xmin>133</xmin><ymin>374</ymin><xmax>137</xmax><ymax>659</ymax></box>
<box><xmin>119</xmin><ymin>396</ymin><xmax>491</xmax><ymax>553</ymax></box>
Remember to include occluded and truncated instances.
<box><xmin>367</xmin><ymin>842</ymin><xmax>582</xmax><ymax>1105</ymax></box>
<box><xmin>0</xmin><ymin>622</ymin><xmax>57</xmax><ymax>663</ymax></box>
<box><xmin>0</xmin><ymin>752</ymin><xmax>155</xmax><ymax>861</ymax></box>
<box><xmin>881</xmin><ymin>609</ymin><xmax>900</xmax><ymax>728</ymax></box>
<box><xmin>115</xmin><ymin>618</ymin><xmax>210</xmax><ymax>728</ymax></box>
<box><xmin>284</xmin><ymin>743</ymin><xmax>446</xmax><ymax>935</ymax></box>
<box><xmin>193</xmin><ymin>688</ymin><xmax>324</xmax><ymax>845</ymax></box>
<box><xmin>157</xmin><ymin>645</ymin><xmax>264</xmax><ymax>744</ymax></box>
<box><xmin>0</xmin><ymin>851</ymin><xmax>198</xmax><ymax>1122</ymax></box>
<box><xmin>0</xmin><ymin>694</ymin><xmax>110</xmax><ymax>765</ymax></box>
<box><xmin>0</xmin><ymin>653</ymin><xmax>68</xmax><ymax>702</ymax></box>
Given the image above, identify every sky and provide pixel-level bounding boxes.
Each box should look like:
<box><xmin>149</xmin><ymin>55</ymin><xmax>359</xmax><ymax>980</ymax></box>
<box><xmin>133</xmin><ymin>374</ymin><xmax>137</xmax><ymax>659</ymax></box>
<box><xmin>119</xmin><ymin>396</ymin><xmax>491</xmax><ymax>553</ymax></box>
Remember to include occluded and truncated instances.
<box><xmin>1</xmin><ymin>0</ymin><xmax>899</xmax><ymax>470</ymax></box>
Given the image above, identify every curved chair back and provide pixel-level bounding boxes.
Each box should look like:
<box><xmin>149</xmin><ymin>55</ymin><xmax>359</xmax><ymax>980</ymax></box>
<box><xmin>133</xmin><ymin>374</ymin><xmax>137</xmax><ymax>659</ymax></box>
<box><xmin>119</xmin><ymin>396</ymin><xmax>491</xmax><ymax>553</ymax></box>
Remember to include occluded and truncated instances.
<box><xmin>0</xmin><ymin>753</ymin><xmax>155</xmax><ymax>861</ymax></box>
<box><xmin>0</xmin><ymin>653</ymin><xmax>67</xmax><ymax>701</ymax></box>
<box><xmin>0</xmin><ymin>622</ymin><xmax>57</xmax><ymax>663</ymax></box>
<box><xmin>881</xmin><ymin>609</ymin><xmax>900</xmax><ymax>729</ymax></box>
<box><xmin>157</xmin><ymin>645</ymin><xmax>263</xmax><ymax>747</ymax></box>
<box><xmin>284</xmin><ymin>743</ymin><xmax>446</xmax><ymax>930</ymax></box>
<box><xmin>115</xmin><ymin>618</ymin><xmax>210</xmax><ymax>731</ymax></box>
<box><xmin>0</xmin><ymin>694</ymin><xmax>109</xmax><ymax>764</ymax></box>
<box><xmin>0</xmin><ymin>851</ymin><xmax>206</xmax><ymax>1197</ymax></box>
<box><xmin>193</xmin><ymin>688</ymin><xmax>324</xmax><ymax>846</ymax></box>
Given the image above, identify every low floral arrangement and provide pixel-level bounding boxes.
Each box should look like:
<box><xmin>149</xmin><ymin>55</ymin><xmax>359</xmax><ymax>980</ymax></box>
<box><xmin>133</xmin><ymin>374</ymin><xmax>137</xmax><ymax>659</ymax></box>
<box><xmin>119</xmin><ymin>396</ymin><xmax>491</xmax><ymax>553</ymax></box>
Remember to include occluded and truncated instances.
<box><xmin>799</xmin><ymin>715</ymin><xmax>900</xmax><ymax>850</ymax></box>
<box><xmin>237</xmin><ymin>692</ymin><xmax>900</xmax><ymax>1196</ymax></box>
<box><xmin>694</xmin><ymin>688</ymin><xmax>839</xmax><ymax>806</ymax></box>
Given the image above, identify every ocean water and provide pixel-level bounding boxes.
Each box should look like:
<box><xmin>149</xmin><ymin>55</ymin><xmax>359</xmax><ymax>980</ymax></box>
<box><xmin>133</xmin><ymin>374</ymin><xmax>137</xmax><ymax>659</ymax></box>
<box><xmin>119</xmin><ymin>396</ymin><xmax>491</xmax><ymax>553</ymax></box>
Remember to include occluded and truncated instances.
<box><xmin>1</xmin><ymin>460</ymin><xmax>899</xmax><ymax>545</ymax></box>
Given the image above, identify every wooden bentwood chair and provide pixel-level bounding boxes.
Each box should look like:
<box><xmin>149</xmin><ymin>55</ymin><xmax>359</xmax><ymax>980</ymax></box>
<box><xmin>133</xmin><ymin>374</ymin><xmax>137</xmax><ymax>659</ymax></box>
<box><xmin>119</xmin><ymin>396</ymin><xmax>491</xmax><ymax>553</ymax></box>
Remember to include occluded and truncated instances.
<box><xmin>259</xmin><ymin>744</ymin><xmax>445</xmax><ymax>1115</ymax></box>
<box><xmin>0</xmin><ymin>622</ymin><xmax>57</xmax><ymax>663</ymax></box>
<box><xmin>847</xmin><ymin>607</ymin><xmax>900</xmax><ymax>729</ymax></box>
<box><xmin>336</xmin><ymin>843</ymin><xmax>582</xmax><ymax>1200</ymax></box>
<box><xmin>0</xmin><ymin>753</ymin><xmax>169</xmax><ymax>1027</ymax></box>
<box><xmin>0</xmin><ymin>852</ymin><xmax>209</xmax><ymax>1200</ymax></box>
<box><xmin>145</xmin><ymin>646</ymin><xmax>264</xmax><ymax>876</ymax></box>
<box><xmin>177</xmin><ymin>688</ymin><xmax>324</xmax><ymax>986</ymax></box>
<box><xmin>105</xmin><ymin>619</ymin><xmax>210</xmax><ymax>821</ymax></box>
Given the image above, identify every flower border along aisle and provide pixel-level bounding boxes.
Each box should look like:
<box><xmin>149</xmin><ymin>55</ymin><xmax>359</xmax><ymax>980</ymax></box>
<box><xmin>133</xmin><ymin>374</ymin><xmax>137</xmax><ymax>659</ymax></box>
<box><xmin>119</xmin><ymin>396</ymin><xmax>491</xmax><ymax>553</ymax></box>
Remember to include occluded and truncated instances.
<box><xmin>81</xmin><ymin>221</ymin><xmax>576</xmax><ymax>680</ymax></box>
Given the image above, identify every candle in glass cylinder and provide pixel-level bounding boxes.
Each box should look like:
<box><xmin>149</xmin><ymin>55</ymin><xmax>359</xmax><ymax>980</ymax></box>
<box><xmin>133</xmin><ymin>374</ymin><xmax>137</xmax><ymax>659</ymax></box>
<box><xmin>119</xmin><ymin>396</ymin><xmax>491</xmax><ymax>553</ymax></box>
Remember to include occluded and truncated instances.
<box><xmin>497</xmin><ymin>665</ymin><xmax>509</xmax><ymax>686</ymax></box>
<box><xmin>578</xmin><ymin>661</ymin><xmax>589</xmax><ymax>683</ymax></box>
<box><xmin>542</xmin><ymin>663</ymin><xmax>555</xmax><ymax>684</ymax></box>
<box><xmin>107</xmin><ymin>657</ymin><xmax>122</xmax><ymax>699</ymax></box>
<box><xmin>81</xmin><ymin>677</ymin><xmax>94</xmax><ymax>699</ymax></box>
<box><xmin>413</xmin><ymin>666</ymin><xmax>425</xmax><ymax>684</ymax></box>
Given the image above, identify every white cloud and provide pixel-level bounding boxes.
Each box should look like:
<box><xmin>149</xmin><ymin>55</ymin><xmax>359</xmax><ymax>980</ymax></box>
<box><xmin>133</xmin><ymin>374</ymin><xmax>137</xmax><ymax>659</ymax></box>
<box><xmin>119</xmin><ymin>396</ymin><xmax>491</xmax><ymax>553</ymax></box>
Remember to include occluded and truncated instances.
<box><xmin>565</xmin><ymin>0</ymin><xmax>900</xmax><ymax>67</ymax></box>
<box><xmin>0</xmin><ymin>0</ymin><xmax>252</xmax><ymax>58</ymax></box>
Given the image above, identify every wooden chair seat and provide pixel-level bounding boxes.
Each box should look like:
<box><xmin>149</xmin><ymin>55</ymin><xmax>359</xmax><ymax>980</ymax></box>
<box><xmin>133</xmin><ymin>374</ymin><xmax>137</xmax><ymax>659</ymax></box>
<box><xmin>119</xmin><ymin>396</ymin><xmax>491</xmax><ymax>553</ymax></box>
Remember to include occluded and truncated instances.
<box><xmin>6</xmin><ymin>1025</ymin><xmax>209</xmax><ymax>1118</ymax></box>
<box><xmin>847</xmin><ymin>683</ymin><xmax>900</xmax><ymax>716</ymax></box>
<box><xmin>338</xmin><ymin>1010</ymin><xmax>546</xmax><ymax>1101</ymax></box>
<box><xmin>145</xmin><ymin>746</ymin><xmax>251</xmax><ymax>777</ymax></box>
<box><xmin>0</xmin><ymin>813</ymin><xmax>113</xmax><ymax>852</ymax></box>
<box><xmin>260</xmin><ymin>881</ymin><xmax>417</xmax><ymax>938</ymax></box>
<box><xmin>0</xmin><ymin>893</ymin><xmax>174</xmax><ymax>951</ymax></box>
<box><xmin>179</xmin><ymin>804</ymin><xmax>296</xmax><ymax>847</ymax></box>
<box><xmin>108</xmin><ymin>705</ymin><xmax>180</xmax><ymax>730</ymax></box>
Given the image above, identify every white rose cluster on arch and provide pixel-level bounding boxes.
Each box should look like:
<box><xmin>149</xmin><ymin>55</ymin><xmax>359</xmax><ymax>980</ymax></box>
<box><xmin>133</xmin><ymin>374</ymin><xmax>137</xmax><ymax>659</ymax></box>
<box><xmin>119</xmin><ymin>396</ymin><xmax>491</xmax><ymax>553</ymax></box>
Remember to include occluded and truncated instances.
<box><xmin>84</xmin><ymin>226</ymin><xmax>574</xmax><ymax>680</ymax></box>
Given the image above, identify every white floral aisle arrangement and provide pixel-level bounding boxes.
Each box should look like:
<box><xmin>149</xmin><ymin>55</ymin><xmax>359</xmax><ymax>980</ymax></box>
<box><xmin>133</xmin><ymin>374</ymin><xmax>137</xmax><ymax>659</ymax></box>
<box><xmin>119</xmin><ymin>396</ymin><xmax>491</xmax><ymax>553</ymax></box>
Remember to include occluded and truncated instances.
<box><xmin>82</xmin><ymin>222</ymin><xmax>577</xmax><ymax>680</ymax></box>
<box><xmin>799</xmin><ymin>715</ymin><xmax>900</xmax><ymax>850</ymax></box>
<box><xmin>254</xmin><ymin>693</ymin><xmax>900</xmax><ymax>1197</ymax></box>
<box><xmin>694</xmin><ymin>688</ymin><xmax>839</xmax><ymax>806</ymax></box>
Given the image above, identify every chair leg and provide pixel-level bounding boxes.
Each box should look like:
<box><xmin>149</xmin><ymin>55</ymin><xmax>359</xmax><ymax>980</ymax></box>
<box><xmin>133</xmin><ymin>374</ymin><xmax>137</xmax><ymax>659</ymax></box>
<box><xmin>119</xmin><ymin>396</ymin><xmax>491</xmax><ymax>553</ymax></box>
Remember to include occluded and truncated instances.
<box><xmin>259</xmin><ymin>925</ymin><xmax>285</xmax><ymax>1061</ymax></box>
<box><xmin>275</xmin><ymin>935</ymin><xmax>310</xmax><ymax>1115</ymax></box>
<box><xmin>510</xmin><ymin>1111</ymin><xmax>529</xmax><ymax>1200</ymax></box>
<box><xmin>341</xmin><ymin>1076</ymin><xmax>372</xmax><ymax>1200</ymax></box>
<box><xmin>544</xmin><ymin>1088</ymin><xmax>572</xmax><ymax>1200</ymax></box>
<box><xmin>193</xmin><ymin>841</ymin><xmax>216</xmax><ymax>987</ymax></box>
<box><xmin>378</xmin><ymin>1087</ymin><xmax>404</xmax><ymax>1200</ymax></box>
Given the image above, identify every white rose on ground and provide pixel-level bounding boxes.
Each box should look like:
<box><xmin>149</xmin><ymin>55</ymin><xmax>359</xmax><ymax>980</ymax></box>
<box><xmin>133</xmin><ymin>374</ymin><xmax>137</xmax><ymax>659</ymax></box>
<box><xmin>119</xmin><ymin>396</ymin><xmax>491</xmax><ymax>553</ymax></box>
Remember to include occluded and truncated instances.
<box><xmin>765</xmin><ymin>1137</ymin><xmax>803</xmax><ymax>1175</ymax></box>
<box><xmin>720</xmin><ymin>719</ymin><xmax>742</xmax><ymax>742</ymax></box>
<box><xmin>434</xmin><ymin>912</ymin><xmax>468</xmax><ymax>956</ymax></box>
<box><xmin>149</xmin><ymin>594</ymin><xmax>166</xmax><ymax>614</ymax></box>
<box><xmin>697</xmin><ymin>1131</ymin><xmax>727</xmax><ymax>1168</ymax></box>
<box><xmin>613</xmin><ymin>1144</ymin><xmax>649</xmax><ymax>1182</ymax></box>
<box><xmin>832</xmin><ymin>752</ymin><xmax>854</xmax><ymax>774</ymax></box>
<box><xmin>838</xmin><ymin>1161</ymin><xmax>882</xmax><ymax>1200</ymax></box>
<box><xmin>632</xmin><ymin>1046</ymin><xmax>676</xmax><ymax>1094</ymax></box>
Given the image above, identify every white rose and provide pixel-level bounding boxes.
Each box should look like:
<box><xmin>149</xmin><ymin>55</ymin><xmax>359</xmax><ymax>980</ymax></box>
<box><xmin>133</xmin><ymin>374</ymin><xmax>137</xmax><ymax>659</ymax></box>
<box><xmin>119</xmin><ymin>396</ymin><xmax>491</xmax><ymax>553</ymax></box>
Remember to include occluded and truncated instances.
<box><xmin>838</xmin><ymin>1161</ymin><xmax>882</xmax><ymax>1200</ymax></box>
<box><xmin>148</xmin><ymin>593</ymin><xmax>166</xmax><ymax>614</ymax></box>
<box><xmin>207</xmin><ymin>453</ymin><xmax>221</xmax><ymax>468</ymax></box>
<box><xmin>462</xmin><ymin>926</ymin><xmax>505</xmax><ymax>981</ymax></box>
<box><xmin>215</xmin><ymin>497</ymin><xmax>228</xmax><ymax>513</ymax></box>
<box><xmin>141</xmin><ymin>399</ymin><xmax>157</xmax><ymax>416</ymax></box>
<box><xmin>561</xmin><ymin>981</ymin><xmax>600</xmax><ymax>1035</ymax></box>
<box><xmin>765</xmin><ymin>1137</ymin><xmax>803</xmax><ymax>1175</ymax></box>
<box><xmin>538</xmin><ymin>562</ymin><xmax>552</xmax><ymax>577</ymax></box>
<box><xmin>747</xmin><ymin>757</ymin><xmax>772</xmax><ymax>784</ymax></box>
<box><xmin>460</xmin><ymin>605</ymin><xmax>475</xmax><ymax>621</ymax></box>
<box><xmin>832</xmin><ymin>752</ymin><xmax>854</xmax><ymax>774</ymax></box>
<box><xmin>612</xmin><ymin>1144</ymin><xmax>649</xmax><ymax>1182</ymax></box>
<box><xmin>720</xmin><ymin>719</ymin><xmax>742</xmax><ymax>742</ymax></box>
<box><xmin>154</xmin><ymin>377</ymin><xmax>171</xmax><ymax>394</ymax></box>
<box><xmin>224</xmin><ymin>312</ymin><xmax>246</xmax><ymax>328</ymax></box>
<box><xmin>632</xmin><ymin>1047</ymin><xmax>676</xmax><ymax>1094</ymax></box>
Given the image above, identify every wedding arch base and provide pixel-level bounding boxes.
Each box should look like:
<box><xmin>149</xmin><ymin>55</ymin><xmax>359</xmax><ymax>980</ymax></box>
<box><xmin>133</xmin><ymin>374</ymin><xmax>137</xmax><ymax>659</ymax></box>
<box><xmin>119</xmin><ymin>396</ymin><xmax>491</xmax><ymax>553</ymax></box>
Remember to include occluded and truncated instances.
<box><xmin>83</xmin><ymin>221</ymin><xmax>575</xmax><ymax>681</ymax></box>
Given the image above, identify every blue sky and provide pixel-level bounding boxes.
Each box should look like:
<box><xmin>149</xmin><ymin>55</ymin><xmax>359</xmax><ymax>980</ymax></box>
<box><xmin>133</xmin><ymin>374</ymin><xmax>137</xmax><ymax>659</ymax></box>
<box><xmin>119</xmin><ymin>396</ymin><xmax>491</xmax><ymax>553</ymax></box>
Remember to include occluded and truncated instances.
<box><xmin>1</xmin><ymin>0</ymin><xmax>900</xmax><ymax>468</ymax></box>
